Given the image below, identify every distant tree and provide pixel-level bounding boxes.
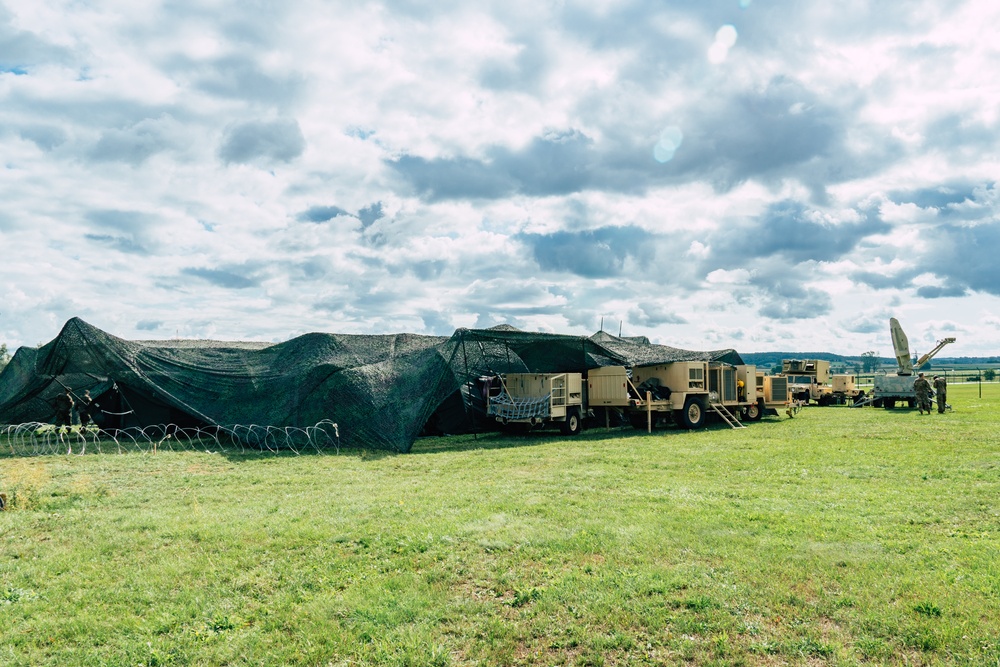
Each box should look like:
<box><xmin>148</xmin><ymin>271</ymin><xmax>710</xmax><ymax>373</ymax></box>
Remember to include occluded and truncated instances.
<box><xmin>852</xmin><ymin>362</ymin><xmax>861</xmax><ymax>374</ymax></box>
<box><xmin>985</xmin><ymin>369</ymin><xmax>997</xmax><ymax>382</ymax></box>
<box><xmin>771</xmin><ymin>364</ymin><xmax>782</xmax><ymax>374</ymax></box>
<box><xmin>860</xmin><ymin>350</ymin><xmax>881</xmax><ymax>373</ymax></box>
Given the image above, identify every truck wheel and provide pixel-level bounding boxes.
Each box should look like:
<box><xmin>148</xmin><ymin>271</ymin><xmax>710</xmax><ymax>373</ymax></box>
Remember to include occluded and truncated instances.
<box><xmin>907</xmin><ymin>398</ymin><xmax>915</xmax><ymax>408</ymax></box>
<box><xmin>745</xmin><ymin>400</ymin><xmax>763</xmax><ymax>422</ymax></box>
<box><xmin>677</xmin><ymin>397</ymin><xmax>707</xmax><ymax>429</ymax></box>
<box><xmin>884</xmin><ymin>399</ymin><xmax>896</xmax><ymax>409</ymax></box>
<box><xmin>561</xmin><ymin>409</ymin><xmax>582</xmax><ymax>436</ymax></box>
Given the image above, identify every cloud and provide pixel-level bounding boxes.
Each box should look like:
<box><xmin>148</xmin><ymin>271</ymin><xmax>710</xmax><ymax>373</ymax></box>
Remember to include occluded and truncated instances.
<box><xmin>357</xmin><ymin>202</ymin><xmax>385</xmax><ymax>228</ymax></box>
<box><xmin>926</xmin><ymin>221</ymin><xmax>1000</xmax><ymax>297</ymax></box>
<box><xmin>757</xmin><ymin>288</ymin><xmax>832</xmax><ymax>320</ymax></box>
<box><xmin>84</xmin><ymin>234</ymin><xmax>151</xmax><ymax>255</ymax></box>
<box><xmin>629</xmin><ymin>302</ymin><xmax>688</xmax><ymax>327</ymax></box>
<box><xmin>888</xmin><ymin>183</ymin><xmax>977</xmax><ymax>210</ymax></box>
<box><xmin>136</xmin><ymin>319</ymin><xmax>163</xmax><ymax>331</ymax></box>
<box><xmin>842</xmin><ymin>312</ymin><xmax>893</xmax><ymax>334</ymax></box>
<box><xmin>3</xmin><ymin>0</ymin><xmax>1000</xmax><ymax>356</ymax></box>
<box><xmin>518</xmin><ymin>225</ymin><xmax>656</xmax><ymax>278</ymax></box>
<box><xmin>743</xmin><ymin>266</ymin><xmax>834</xmax><ymax>321</ymax></box>
<box><xmin>387</xmin><ymin>76</ymin><xmax>854</xmax><ymax>204</ymax></box>
<box><xmin>388</xmin><ymin>130</ymin><xmax>607</xmax><ymax>200</ymax></box>
<box><xmin>186</xmin><ymin>54</ymin><xmax>304</xmax><ymax>104</ymax></box>
<box><xmin>709</xmin><ymin>200</ymin><xmax>890</xmax><ymax>270</ymax></box>
<box><xmin>916</xmin><ymin>284</ymin><xmax>968</xmax><ymax>299</ymax></box>
<box><xmin>297</xmin><ymin>205</ymin><xmax>352</xmax><ymax>223</ymax></box>
<box><xmin>666</xmin><ymin>76</ymin><xmax>850</xmax><ymax>192</ymax></box>
<box><xmin>218</xmin><ymin>119</ymin><xmax>305</xmax><ymax>164</ymax></box>
<box><xmin>89</xmin><ymin>116</ymin><xmax>181</xmax><ymax>165</ymax></box>
<box><xmin>477</xmin><ymin>33</ymin><xmax>549</xmax><ymax>92</ymax></box>
<box><xmin>0</xmin><ymin>7</ymin><xmax>71</xmax><ymax>69</ymax></box>
<box><xmin>181</xmin><ymin>267</ymin><xmax>261</xmax><ymax>289</ymax></box>
<box><xmin>389</xmin><ymin>154</ymin><xmax>516</xmax><ymax>201</ymax></box>
<box><xmin>850</xmin><ymin>270</ymin><xmax>916</xmax><ymax>291</ymax></box>
<box><xmin>82</xmin><ymin>210</ymin><xmax>161</xmax><ymax>255</ymax></box>
<box><xmin>19</xmin><ymin>125</ymin><xmax>68</xmax><ymax>150</ymax></box>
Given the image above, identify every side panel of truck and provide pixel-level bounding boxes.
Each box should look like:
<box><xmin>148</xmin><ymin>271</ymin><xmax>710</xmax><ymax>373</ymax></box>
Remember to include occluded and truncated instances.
<box><xmin>587</xmin><ymin>366</ymin><xmax>631</xmax><ymax>407</ymax></box>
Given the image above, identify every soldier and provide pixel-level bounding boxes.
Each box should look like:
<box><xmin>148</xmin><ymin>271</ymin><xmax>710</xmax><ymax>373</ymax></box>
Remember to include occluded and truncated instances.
<box><xmin>933</xmin><ymin>375</ymin><xmax>948</xmax><ymax>414</ymax></box>
<box><xmin>78</xmin><ymin>390</ymin><xmax>96</xmax><ymax>432</ymax></box>
<box><xmin>53</xmin><ymin>388</ymin><xmax>75</xmax><ymax>433</ymax></box>
<box><xmin>913</xmin><ymin>372</ymin><xmax>932</xmax><ymax>415</ymax></box>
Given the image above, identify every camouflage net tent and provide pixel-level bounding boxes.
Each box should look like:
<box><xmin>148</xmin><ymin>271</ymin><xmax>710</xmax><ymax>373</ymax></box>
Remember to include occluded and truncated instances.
<box><xmin>0</xmin><ymin>318</ymin><xmax>743</xmax><ymax>453</ymax></box>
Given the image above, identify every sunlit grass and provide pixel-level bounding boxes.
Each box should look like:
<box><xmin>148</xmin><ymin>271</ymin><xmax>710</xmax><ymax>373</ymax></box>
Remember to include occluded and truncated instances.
<box><xmin>1</xmin><ymin>383</ymin><xmax>998</xmax><ymax>665</ymax></box>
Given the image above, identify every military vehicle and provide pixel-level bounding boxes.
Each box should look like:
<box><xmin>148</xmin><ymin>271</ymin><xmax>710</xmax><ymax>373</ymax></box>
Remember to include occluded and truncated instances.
<box><xmin>781</xmin><ymin>359</ymin><xmax>865</xmax><ymax>405</ymax></box>
<box><xmin>487</xmin><ymin>361</ymin><xmax>790</xmax><ymax>434</ymax></box>
<box><xmin>587</xmin><ymin>361</ymin><xmax>788</xmax><ymax>431</ymax></box>
<box><xmin>862</xmin><ymin>318</ymin><xmax>955</xmax><ymax>409</ymax></box>
<box><xmin>487</xmin><ymin>372</ymin><xmax>586</xmax><ymax>434</ymax></box>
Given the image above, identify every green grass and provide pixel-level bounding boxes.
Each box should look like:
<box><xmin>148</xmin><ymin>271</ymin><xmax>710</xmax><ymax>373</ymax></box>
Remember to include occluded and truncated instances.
<box><xmin>2</xmin><ymin>384</ymin><xmax>999</xmax><ymax>666</ymax></box>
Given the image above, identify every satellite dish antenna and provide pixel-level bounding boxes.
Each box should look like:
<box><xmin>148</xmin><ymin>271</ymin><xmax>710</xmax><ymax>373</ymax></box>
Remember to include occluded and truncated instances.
<box><xmin>889</xmin><ymin>318</ymin><xmax>913</xmax><ymax>376</ymax></box>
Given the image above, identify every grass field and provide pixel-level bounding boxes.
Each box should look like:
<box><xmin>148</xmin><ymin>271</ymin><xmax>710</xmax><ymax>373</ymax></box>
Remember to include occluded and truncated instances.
<box><xmin>2</xmin><ymin>384</ymin><xmax>999</xmax><ymax>666</ymax></box>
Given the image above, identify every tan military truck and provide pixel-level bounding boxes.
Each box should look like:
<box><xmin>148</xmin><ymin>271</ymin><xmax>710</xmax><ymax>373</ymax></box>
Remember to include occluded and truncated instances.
<box><xmin>781</xmin><ymin>359</ymin><xmax>831</xmax><ymax>404</ymax></box>
<box><xmin>588</xmin><ymin>361</ymin><xmax>786</xmax><ymax>430</ymax></box>
<box><xmin>829</xmin><ymin>374</ymin><xmax>866</xmax><ymax>405</ymax></box>
<box><xmin>780</xmin><ymin>359</ymin><xmax>867</xmax><ymax>405</ymax></box>
<box><xmin>487</xmin><ymin>372</ymin><xmax>586</xmax><ymax>435</ymax></box>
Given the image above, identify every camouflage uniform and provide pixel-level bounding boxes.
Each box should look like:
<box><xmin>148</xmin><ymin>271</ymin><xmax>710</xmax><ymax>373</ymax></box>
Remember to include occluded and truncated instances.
<box><xmin>53</xmin><ymin>391</ymin><xmax>74</xmax><ymax>431</ymax></box>
<box><xmin>78</xmin><ymin>391</ymin><xmax>95</xmax><ymax>430</ymax></box>
<box><xmin>913</xmin><ymin>374</ymin><xmax>932</xmax><ymax>415</ymax></box>
<box><xmin>933</xmin><ymin>376</ymin><xmax>947</xmax><ymax>414</ymax></box>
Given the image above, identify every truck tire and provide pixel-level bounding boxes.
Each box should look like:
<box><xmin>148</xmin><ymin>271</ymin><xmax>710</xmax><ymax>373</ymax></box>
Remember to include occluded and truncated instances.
<box><xmin>561</xmin><ymin>409</ymin><xmax>582</xmax><ymax>436</ymax></box>
<box><xmin>884</xmin><ymin>399</ymin><xmax>896</xmax><ymax>409</ymax></box>
<box><xmin>745</xmin><ymin>400</ymin><xmax>763</xmax><ymax>422</ymax></box>
<box><xmin>677</xmin><ymin>397</ymin><xmax>707</xmax><ymax>429</ymax></box>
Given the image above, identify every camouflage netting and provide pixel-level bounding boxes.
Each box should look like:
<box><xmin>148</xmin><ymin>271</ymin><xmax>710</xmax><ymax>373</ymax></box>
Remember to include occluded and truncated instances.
<box><xmin>0</xmin><ymin>318</ymin><xmax>743</xmax><ymax>453</ymax></box>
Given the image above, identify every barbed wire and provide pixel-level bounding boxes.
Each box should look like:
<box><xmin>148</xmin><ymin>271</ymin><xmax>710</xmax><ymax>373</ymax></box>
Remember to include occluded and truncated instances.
<box><xmin>0</xmin><ymin>420</ymin><xmax>340</xmax><ymax>457</ymax></box>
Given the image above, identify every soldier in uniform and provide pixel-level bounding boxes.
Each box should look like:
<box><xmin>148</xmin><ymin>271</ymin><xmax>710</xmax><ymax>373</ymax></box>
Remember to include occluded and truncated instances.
<box><xmin>913</xmin><ymin>372</ymin><xmax>932</xmax><ymax>415</ymax></box>
<box><xmin>78</xmin><ymin>390</ymin><xmax>96</xmax><ymax>432</ymax></box>
<box><xmin>53</xmin><ymin>389</ymin><xmax>75</xmax><ymax>432</ymax></box>
<box><xmin>933</xmin><ymin>375</ymin><xmax>948</xmax><ymax>414</ymax></box>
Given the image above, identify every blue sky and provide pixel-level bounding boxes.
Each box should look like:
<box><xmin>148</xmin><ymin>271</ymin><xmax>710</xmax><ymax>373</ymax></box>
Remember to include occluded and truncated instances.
<box><xmin>1</xmin><ymin>0</ymin><xmax>998</xmax><ymax>357</ymax></box>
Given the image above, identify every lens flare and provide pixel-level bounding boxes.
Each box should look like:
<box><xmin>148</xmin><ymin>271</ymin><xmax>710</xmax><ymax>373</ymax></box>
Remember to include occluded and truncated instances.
<box><xmin>708</xmin><ymin>24</ymin><xmax>738</xmax><ymax>63</ymax></box>
<box><xmin>716</xmin><ymin>24</ymin><xmax>738</xmax><ymax>48</ymax></box>
<box><xmin>654</xmin><ymin>125</ymin><xmax>684</xmax><ymax>163</ymax></box>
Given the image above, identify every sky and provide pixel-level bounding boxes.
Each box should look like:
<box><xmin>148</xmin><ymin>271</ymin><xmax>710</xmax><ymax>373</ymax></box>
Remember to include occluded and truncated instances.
<box><xmin>1</xmin><ymin>0</ymin><xmax>998</xmax><ymax>359</ymax></box>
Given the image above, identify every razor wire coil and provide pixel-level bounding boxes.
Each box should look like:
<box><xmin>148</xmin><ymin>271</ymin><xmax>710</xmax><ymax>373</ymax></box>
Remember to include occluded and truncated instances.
<box><xmin>1</xmin><ymin>420</ymin><xmax>340</xmax><ymax>457</ymax></box>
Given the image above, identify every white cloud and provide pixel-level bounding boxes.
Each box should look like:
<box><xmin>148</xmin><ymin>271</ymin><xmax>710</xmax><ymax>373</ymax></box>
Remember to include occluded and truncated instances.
<box><xmin>0</xmin><ymin>0</ymin><xmax>999</xmax><ymax>357</ymax></box>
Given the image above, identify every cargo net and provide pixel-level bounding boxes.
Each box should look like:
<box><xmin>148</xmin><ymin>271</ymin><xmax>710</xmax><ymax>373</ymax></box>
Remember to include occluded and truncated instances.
<box><xmin>486</xmin><ymin>393</ymin><xmax>552</xmax><ymax>421</ymax></box>
<box><xmin>0</xmin><ymin>420</ymin><xmax>340</xmax><ymax>457</ymax></box>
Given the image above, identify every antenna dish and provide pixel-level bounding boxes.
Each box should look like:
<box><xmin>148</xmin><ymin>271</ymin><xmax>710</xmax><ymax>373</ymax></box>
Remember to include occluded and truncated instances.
<box><xmin>889</xmin><ymin>318</ymin><xmax>913</xmax><ymax>376</ymax></box>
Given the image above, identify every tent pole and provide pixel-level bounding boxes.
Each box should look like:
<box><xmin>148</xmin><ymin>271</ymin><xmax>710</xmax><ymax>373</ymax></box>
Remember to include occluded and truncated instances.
<box><xmin>460</xmin><ymin>331</ymin><xmax>477</xmax><ymax>441</ymax></box>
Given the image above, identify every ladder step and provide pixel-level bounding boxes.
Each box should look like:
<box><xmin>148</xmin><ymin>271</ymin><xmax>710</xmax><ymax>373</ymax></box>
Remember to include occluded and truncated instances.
<box><xmin>710</xmin><ymin>403</ymin><xmax>746</xmax><ymax>429</ymax></box>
